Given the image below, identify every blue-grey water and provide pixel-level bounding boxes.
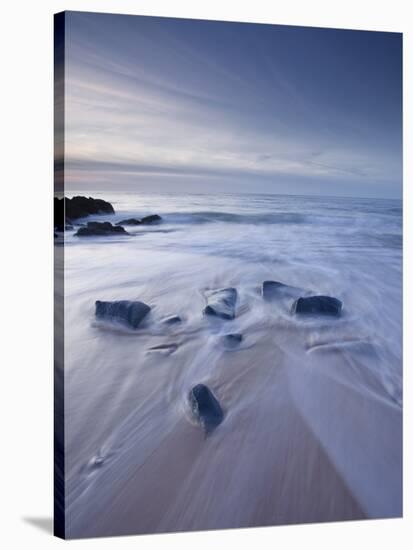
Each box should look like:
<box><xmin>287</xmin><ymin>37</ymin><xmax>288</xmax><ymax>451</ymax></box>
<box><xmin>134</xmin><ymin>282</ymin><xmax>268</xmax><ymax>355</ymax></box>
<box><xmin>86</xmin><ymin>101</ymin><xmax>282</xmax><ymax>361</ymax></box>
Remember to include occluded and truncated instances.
<box><xmin>59</xmin><ymin>191</ymin><xmax>402</xmax><ymax>537</ymax></box>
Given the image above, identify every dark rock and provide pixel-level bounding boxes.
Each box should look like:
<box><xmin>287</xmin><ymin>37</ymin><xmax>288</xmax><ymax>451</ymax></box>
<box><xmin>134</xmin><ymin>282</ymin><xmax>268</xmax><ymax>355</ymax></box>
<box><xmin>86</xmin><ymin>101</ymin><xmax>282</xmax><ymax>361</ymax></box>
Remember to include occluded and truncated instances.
<box><xmin>262</xmin><ymin>280</ymin><xmax>301</xmax><ymax>300</ymax></box>
<box><xmin>95</xmin><ymin>300</ymin><xmax>151</xmax><ymax>329</ymax></box>
<box><xmin>54</xmin><ymin>195</ymin><xmax>115</xmax><ymax>227</ymax></box>
<box><xmin>66</xmin><ymin>196</ymin><xmax>114</xmax><ymax>220</ymax></box>
<box><xmin>189</xmin><ymin>384</ymin><xmax>224</xmax><ymax>434</ymax></box>
<box><xmin>140</xmin><ymin>214</ymin><xmax>162</xmax><ymax>224</ymax></box>
<box><xmin>93</xmin><ymin>456</ymin><xmax>105</xmax><ymax>467</ymax></box>
<box><xmin>147</xmin><ymin>343</ymin><xmax>178</xmax><ymax>354</ymax></box>
<box><xmin>224</xmin><ymin>333</ymin><xmax>243</xmax><ymax>344</ymax></box>
<box><xmin>116</xmin><ymin>218</ymin><xmax>142</xmax><ymax>226</ymax></box>
<box><xmin>203</xmin><ymin>288</ymin><xmax>237</xmax><ymax>320</ymax></box>
<box><xmin>162</xmin><ymin>315</ymin><xmax>182</xmax><ymax>325</ymax></box>
<box><xmin>75</xmin><ymin>222</ymin><xmax>129</xmax><ymax>237</ymax></box>
<box><xmin>54</xmin><ymin>232</ymin><xmax>58</xmax><ymax>238</ymax></box>
<box><xmin>292</xmin><ymin>295</ymin><xmax>342</xmax><ymax>317</ymax></box>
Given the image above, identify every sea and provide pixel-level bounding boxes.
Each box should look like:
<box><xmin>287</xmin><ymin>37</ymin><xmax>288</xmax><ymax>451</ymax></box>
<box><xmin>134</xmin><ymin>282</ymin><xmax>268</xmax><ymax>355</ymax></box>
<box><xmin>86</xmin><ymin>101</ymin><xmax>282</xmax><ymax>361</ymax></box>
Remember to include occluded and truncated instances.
<box><xmin>58</xmin><ymin>191</ymin><xmax>402</xmax><ymax>537</ymax></box>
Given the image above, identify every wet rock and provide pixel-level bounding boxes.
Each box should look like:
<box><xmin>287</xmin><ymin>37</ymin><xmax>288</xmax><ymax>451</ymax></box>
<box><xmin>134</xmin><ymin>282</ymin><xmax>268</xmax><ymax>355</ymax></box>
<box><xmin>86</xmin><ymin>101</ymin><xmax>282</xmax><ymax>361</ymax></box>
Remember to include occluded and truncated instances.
<box><xmin>224</xmin><ymin>333</ymin><xmax>243</xmax><ymax>344</ymax></box>
<box><xmin>189</xmin><ymin>384</ymin><xmax>224</xmax><ymax>434</ymax></box>
<box><xmin>93</xmin><ymin>456</ymin><xmax>105</xmax><ymax>467</ymax></box>
<box><xmin>203</xmin><ymin>287</ymin><xmax>237</xmax><ymax>320</ymax></box>
<box><xmin>116</xmin><ymin>218</ymin><xmax>142</xmax><ymax>226</ymax></box>
<box><xmin>292</xmin><ymin>295</ymin><xmax>342</xmax><ymax>317</ymax></box>
<box><xmin>95</xmin><ymin>300</ymin><xmax>151</xmax><ymax>329</ymax></box>
<box><xmin>162</xmin><ymin>315</ymin><xmax>182</xmax><ymax>325</ymax></box>
<box><xmin>75</xmin><ymin>222</ymin><xmax>129</xmax><ymax>237</ymax></box>
<box><xmin>262</xmin><ymin>280</ymin><xmax>300</xmax><ymax>300</ymax></box>
<box><xmin>54</xmin><ymin>196</ymin><xmax>115</xmax><ymax>226</ymax></box>
<box><xmin>147</xmin><ymin>343</ymin><xmax>178</xmax><ymax>355</ymax></box>
<box><xmin>140</xmin><ymin>214</ymin><xmax>162</xmax><ymax>224</ymax></box>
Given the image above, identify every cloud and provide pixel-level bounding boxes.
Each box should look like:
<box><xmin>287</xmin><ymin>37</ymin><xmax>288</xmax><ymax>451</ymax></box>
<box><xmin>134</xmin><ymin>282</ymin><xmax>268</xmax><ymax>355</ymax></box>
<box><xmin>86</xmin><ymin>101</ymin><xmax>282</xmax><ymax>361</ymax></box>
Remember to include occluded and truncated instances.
<box><xmin>63</xmin><ymin>12</ymin><xmax>402</xmax><ymax>197</ymax></box>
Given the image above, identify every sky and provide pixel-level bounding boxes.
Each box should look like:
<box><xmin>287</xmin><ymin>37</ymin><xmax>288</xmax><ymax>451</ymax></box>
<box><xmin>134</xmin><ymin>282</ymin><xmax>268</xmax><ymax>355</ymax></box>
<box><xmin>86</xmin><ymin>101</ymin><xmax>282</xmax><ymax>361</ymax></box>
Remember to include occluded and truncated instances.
<box><xmin>61</xmin><ymin>11</ymin><xmax>402</xmax><ymax>198</ymax></box>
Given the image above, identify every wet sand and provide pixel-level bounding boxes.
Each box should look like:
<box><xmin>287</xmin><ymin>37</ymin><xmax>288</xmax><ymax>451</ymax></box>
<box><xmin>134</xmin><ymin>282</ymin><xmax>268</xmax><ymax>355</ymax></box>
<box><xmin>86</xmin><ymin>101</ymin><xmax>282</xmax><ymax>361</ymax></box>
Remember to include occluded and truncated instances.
<box><xmin>65</xmin><ymin>318</ymin><xmax>401</xmax><ymax>538</ymax></box>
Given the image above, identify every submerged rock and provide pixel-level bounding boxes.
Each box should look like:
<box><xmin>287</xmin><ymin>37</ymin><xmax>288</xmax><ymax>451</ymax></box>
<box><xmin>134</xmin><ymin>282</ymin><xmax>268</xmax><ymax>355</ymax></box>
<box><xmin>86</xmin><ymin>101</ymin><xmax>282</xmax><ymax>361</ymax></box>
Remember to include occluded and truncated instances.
<box><xmin>262</xmin><ymin>280</ymin><xmax>302</xmax><ymax>300</ymax></box>
<box><xmin>140</xmin><ymin>214</ymin><xmax>162</xmax><ymax>224</ymax></box>
<box><xmin>189</xmin><ymin>384</ymin><xmax>224</xmax><ymax>434</ymax></box>
<box><xmin>116</xmin><ymin>218</ymin><xmax>142</xmax><ymax>226</ymax></box>
<box><xmin>95</xmin><ymin>300</ymin><xmax>151</xmax><ymax>329</ymax></box>
<box><xmin>75</xmin><ymin>222</ymin><xmax>129</xmax><ymax>237</ymax></box>
<box><xmin>224</xmin><ymin>333</ymin><xmax>243</xmax><ymax>344</ymax></box>
<box><xmin>203</xmin><ymin>287</ymin><xmax>237</xmax><ymax>320</ymax></box>
<box><xmin>162</xmin><ymin>315</ymin><xmax>182</xmax><ymax>325</ymax></box>
<box><xmin>292</xmin><ymin>295</ymin><xmax>342</xmax><ymax>317</ymax></box>
<box><xmin>147</xmin><ymin>343</ymin><xmax>179</xmax><ymax>355</ymax></box>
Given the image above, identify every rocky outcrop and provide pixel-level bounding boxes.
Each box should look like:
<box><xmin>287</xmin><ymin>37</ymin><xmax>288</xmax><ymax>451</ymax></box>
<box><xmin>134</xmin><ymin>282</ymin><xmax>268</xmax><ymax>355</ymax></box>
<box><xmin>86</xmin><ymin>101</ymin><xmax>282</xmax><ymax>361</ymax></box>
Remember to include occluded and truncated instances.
<box><xmin>203</xmin><ymin>288</ymin><xmax>237</xmax><ymax>320</ymax></box>
<box><xmin>75</xmin><ymin>222</ymin><xmax>129</xmax><ymax>237</ymax></box>
<box><xmin>141</xmin><ymin>214</ymin><xmax>162</xmax><ymax>224</ymax></box>
<box><xmin>115</xmin><ymin>214</ymin><xmax>162</xmax><ymax>226</ymax></box>
<box><xmin>54</xmin><ymin>196</ymin><xmax>115</xmax><ymax>228</ymax></box>
<box><xmin>116</xmin><ymin>218</ymin><xmax>142</xmax><ymax>226</ymax></box>
<box><xmin>189</xmin><ymin>384</ymin><xmax>224</xmax><ymax>434</ymax></box>
<box><xmin>292</xmin><ymin>295</ymin><xmax>342</xmax><ymax>317</ymax></box>
<box><xmin>95</xmin><ymin>300</ymin><xmax>151</xmax><ymax>329</ymax></box>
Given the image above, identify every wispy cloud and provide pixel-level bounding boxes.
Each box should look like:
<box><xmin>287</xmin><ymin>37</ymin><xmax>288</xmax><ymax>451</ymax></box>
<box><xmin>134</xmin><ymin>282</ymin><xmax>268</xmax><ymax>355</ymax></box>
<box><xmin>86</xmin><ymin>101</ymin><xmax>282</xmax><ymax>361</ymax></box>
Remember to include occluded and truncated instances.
<box><xmin>63</xmin><ymin>12</ymin><xmax>402</xmax><ymax>197</ymax></box>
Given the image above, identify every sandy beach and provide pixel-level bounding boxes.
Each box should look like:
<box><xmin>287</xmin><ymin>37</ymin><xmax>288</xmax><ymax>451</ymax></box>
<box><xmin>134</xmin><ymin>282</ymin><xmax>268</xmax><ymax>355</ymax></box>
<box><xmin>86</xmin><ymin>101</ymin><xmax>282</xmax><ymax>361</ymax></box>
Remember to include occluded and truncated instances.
<box><xmin>58</xmin><ymin>192</ymin><xmax>402</xmax><ymax>538</ymax></box>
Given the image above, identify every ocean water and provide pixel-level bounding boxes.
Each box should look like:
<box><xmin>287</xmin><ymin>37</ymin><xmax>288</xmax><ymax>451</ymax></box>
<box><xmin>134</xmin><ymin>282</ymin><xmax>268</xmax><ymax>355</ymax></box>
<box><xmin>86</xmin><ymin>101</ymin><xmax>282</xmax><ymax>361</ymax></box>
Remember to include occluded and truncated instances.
<box><xmin>59</xmin><ymin>191</ymin><xmax>402</xmax><ymax>537</ymax></box>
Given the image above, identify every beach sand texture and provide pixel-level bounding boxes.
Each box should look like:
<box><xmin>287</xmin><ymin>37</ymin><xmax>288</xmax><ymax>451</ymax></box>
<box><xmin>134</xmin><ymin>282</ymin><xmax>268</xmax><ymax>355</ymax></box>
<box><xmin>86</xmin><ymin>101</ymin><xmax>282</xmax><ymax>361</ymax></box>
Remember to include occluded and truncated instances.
<box><xmin>57</xmin><ymin>191</ymin><xmax>402</xmax><ymax>538</ymax></box>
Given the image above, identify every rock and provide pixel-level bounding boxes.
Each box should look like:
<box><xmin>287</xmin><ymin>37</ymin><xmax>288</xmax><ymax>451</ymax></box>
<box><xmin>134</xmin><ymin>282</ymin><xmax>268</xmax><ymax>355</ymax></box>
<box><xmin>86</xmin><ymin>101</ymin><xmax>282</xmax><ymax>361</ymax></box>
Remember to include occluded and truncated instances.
<box><xmin>162</xmin><ymin>315</ymin><xmax>182</xmax><ymax>325</ymax></box>
<box><xmin>66</xmin><ymin>196</ymin><xmax>114</xmax><ymax>220</ymax></box>
<box><xmin>203</xmin><ymin>288</ymin><xmax>237</xmax><ymax>320</ymax></box>
<box><xmin>147</xmin><ymin>343</ymin><xmax>178</xmax><ymax>355</ymax></box>
<box><xmin>93</xmin><ymin>456</ymin><xmax>105</xmax><ymax>467</ymax></box>
<box><xmin>54</xmin><ymin>232</ymin><xmax>58</xmax><ymax>238</ymax></box>
<box><xmin>54</xmin><ymin>195</ymin><xmax>115</xmax><ymax>227</ymax></box>
<box><xmin>116</xmin><ymin>218</ymin><xmax>142</xmax><ymax>226</ymax></box>
<box><xmin>224</xmin><ymin>333</ymin><xmax>243</xmax><ymax>344</ymax></box>
<box><xmin>115</xmin><ymin>215</ymin><xmax>161</xmax><ymax>226</ymax></box>
<box><xmin>75</xmin><ymin>222</ymin><xmax>129</xmax><ymax>237</ymax></box>
<box><xmin>95</xmin><ymin>300</ymin><xmax>151</xmax><ymax>329</ymax></box>
<box><xmin>189</xmin><ymin>384</ymin><xmax>224</xmax><ymax>434</ymax></box>
<box><xmin>292</xmin><ymin>295</ymin><xmax>342</xmax><ymax>317</ymax></box>
<box><xmin>262</xmin><ymin>280</ymin><xmax>301</xmax><ymax>300</ymax></box>
<box><xmin>140</xmin><ymin>214</ymin><xmax>162</xmax><ymax>224</ymax></box>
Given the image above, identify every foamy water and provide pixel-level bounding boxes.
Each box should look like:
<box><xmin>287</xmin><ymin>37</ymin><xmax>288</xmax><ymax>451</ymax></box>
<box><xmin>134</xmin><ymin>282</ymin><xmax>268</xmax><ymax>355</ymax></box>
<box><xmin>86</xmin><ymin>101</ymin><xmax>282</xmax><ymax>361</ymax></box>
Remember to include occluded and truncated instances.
<box><xmin>58</xmin><ymin>191</ymin><xmax>402</xmax><ymax>537</ymax></box>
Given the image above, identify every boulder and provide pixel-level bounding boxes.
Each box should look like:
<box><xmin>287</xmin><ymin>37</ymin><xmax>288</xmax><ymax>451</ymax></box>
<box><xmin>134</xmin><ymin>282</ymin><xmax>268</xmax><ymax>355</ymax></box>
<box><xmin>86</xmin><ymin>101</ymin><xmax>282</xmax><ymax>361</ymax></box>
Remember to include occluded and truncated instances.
<box><xmin>203</xmin><ymin>287</ymin><xmax>237</xmax><ymax>320</ymax></box>
<box><xmin>54</xmin><ymin>195</ymin><xmax>115</xmax><ymax>227</ymax></box>
<box><xmin>292</xmin><ymin>295</ymin><xmax>342</xmax><ymax>317</ymax></box>
<box><xmin>75</xmin><ymin>222</ymin><xmax>129</xmax><ymax>237</ymax></box>
<box><xmin>189</xmin><ymin>384</ymin><xmax>224</xmax><ymax>434</ymax></box>
<box><xmin>95</xmin><ymin>300</ymin><xmax>151</xmax><ymax>329</ymax></box>
<box><xmin>116</xmin><ymin>218</ymin><xmax>142</xmax><ymax>226</ymax></box>
<box><xmin>66</xmin><ymin>196</ymin><xmax>114</xmax><ymax>220</ymax></box>
<box><xmin>140</xmin><ymin>214</ymin><xmax>162</xmax><ymax>224</ymax></box>
<box><xmin>224</xmin><ymin>333</ymin><xmax>243</xmax><ymax>344</ymax></box>
<box><xmin>262</xmin><ymin>280</ymin><xmax>301</xmax><ymax>300</ymax></box>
